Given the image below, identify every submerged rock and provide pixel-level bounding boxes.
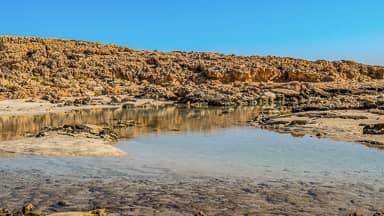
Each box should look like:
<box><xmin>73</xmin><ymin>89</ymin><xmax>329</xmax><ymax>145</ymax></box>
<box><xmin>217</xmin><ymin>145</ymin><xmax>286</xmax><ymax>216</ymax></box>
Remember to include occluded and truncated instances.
<box><xmin>194</xmin><ymin>211</ymin><xmax>207</xmax><ymax>216</ymax></box>
<box><xmin>22</xmin><ymin>203</ymin><xmax>34</xmax><ymax>214</ymax></box>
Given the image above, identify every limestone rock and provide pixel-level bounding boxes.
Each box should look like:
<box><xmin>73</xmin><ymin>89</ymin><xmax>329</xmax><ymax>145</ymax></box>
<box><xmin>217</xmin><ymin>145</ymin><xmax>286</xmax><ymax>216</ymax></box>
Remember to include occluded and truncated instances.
<box><xmin>1</xmin><ymin>36</ymin><xmax>383</xmax><ymax>106</ymax></box>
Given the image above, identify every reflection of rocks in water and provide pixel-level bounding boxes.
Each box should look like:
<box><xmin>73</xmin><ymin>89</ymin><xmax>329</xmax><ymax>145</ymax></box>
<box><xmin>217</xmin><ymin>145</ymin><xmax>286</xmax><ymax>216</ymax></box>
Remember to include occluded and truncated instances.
<box><xmin>252</xmin><ymin>110</ymin><xmax>384</xmax><ymax>150</ymax></box>
<box><xmin>0</xmin><ymin>106</ymin><xmax>288</xmax><ymax>142</ymax></box>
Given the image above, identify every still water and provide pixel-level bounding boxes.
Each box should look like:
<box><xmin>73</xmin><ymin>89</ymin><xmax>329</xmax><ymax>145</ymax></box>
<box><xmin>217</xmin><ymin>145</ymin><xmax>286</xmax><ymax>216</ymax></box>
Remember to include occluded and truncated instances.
<box><xmin>0</xmin><ymin>106</ymin><xmax>383</xmax><ymax>186</ymax></box>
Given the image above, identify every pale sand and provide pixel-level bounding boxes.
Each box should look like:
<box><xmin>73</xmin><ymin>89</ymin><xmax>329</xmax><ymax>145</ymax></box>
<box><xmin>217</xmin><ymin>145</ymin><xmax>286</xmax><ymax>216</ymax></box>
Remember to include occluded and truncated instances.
<box><xmin>0</xmin><ymin>131</ymin><xmax>126</xmax><ymax>157</ymax></box>
<box><xmin>0</xmin><ymin>97</ymin><xmax>171</xmax><ymax>117</ymax></box>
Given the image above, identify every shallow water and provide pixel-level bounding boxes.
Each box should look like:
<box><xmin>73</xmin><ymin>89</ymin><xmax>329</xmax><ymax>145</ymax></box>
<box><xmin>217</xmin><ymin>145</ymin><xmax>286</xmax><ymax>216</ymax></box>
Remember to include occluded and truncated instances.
<box><xmin>1</xmin><ymin>127</ymin><xmax>383</xmax><ymax>185</ymax></box>
<box><xmin>1</xmin><ymin>106</ymin><xmax>384</xmax><ymax>214</ymax></box>
<box><xmin>118</xmin><ymin>128</ymin><xmax>384</xmax><ymax>184</ymax></box>
<box><xmin>1</xmin><ymin>106</ymin><xmax>383</xmax><ymax>185</ymax></box>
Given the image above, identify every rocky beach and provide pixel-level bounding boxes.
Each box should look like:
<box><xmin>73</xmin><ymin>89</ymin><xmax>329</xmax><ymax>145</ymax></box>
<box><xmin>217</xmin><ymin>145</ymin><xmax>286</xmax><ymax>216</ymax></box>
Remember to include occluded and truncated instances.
<box><xmin>0</xmin><ymin>36</ymin><xmax>384</xmax><ymax>215</ymax></box>
<box><xmin>1</xmin><ymin>36</ymin><xmax>383</xmax><ymax>150</ymax></box>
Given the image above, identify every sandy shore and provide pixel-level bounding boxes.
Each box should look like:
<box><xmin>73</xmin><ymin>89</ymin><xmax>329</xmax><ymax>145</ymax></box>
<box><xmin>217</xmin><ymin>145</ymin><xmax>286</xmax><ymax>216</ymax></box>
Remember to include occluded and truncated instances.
<box><xmin>0</xmin><ymin>131</ymin><xmax>126</xmax><ymax>157</ymax></box>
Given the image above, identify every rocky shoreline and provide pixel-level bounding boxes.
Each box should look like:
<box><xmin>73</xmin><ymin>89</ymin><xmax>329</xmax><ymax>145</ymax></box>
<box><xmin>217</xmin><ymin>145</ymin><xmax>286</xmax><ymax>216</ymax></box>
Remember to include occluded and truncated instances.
<box><xmin>0</xmin><ymin>98</ymin><xmax>383</xmax><ymax>215</ymax></box>
<box><xmin>0</xmin><ymin>36</ymin><xmax>383</xmax><ymax>151</ymax></box>
<box><xmin>1</xmin><ymin>36</ymin><xmax>384</xmax><ymax>215</ymax></box>
<box><xmin>251</xmin><ymin>109</ymin><xmax>384</xmax><ymax>149</ymax></box>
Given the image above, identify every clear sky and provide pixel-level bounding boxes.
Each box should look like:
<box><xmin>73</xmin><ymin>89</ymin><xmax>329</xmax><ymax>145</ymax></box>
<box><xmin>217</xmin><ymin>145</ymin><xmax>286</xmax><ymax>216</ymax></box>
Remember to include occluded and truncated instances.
<box><xmin>1</xmin><ymin>0</ymin><xmax>383</xmax><ymax>65</ymax></box>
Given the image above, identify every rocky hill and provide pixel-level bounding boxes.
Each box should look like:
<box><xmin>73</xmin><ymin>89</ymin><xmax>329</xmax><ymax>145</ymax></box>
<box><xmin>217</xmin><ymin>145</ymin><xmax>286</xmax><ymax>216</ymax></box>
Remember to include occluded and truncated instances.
<box><xmin>1</xmin><ymin>36</ymin><xmax>383</xmax><ymax>105</ymax></box>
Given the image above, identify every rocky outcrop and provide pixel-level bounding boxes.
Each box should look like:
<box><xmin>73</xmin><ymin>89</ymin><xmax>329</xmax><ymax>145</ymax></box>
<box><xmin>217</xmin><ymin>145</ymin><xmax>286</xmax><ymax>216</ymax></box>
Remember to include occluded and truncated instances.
<box><xmin>251</xmin><ymin>110</ymin><xmax>384</xmax><ymax>150</ymax></box>
<box><xmin>1</xmin><ymin>36</ymin><xmax>383</xmax><ymax>105</ymax></box>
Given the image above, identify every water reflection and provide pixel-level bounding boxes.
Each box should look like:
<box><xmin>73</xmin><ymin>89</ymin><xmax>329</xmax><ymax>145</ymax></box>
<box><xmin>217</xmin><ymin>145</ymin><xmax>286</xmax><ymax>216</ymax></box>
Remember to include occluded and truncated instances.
<box><xmin>0</xmin><ymin>106</ymin><xmax>287</xmax><ymax>141</ymax></box>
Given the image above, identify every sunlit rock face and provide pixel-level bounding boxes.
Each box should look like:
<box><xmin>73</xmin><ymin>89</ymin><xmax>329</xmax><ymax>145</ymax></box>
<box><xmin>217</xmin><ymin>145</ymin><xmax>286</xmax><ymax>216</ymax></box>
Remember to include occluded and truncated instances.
<box><xmin>1</xmin><ymin>36</ymin><xmax>383</xmax><ymax>105</ymax></box>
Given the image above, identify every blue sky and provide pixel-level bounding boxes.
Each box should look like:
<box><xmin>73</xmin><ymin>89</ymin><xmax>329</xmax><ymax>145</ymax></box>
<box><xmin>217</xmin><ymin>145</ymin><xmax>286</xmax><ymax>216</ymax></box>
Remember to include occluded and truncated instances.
<box><xmin>1</xmin><ymin>0</ymin><xmax>383</xmax><ymax>65</ymax></box>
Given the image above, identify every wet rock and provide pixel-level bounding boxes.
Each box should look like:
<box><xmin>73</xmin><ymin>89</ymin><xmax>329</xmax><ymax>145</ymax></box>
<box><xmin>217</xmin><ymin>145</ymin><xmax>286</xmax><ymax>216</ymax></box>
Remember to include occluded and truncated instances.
<box><xmin>241</xmin><ymin>187</ymin><xmax>254</xmax><ymax>193</ymax></box>
<box><xmin>22</xmin><ymin>203</ymin><xmax>34</xmax><ymax>214</ymax></box>
<box><xmin>346</xmin><ymin>212</ymin><xmax>365</xmax><ymax>216</ymax></box>
<box><xmin>113</xmin><ymin>120</ymin><xmax>136</xmax><ymax>128</ymax></box>
<box><xmin>40</xmin><ymin>95</ymin><xmax>52</xmax><ymax>101</ymax></box>
<box><xmin>288</xmin><ymin>120</ymin><xmax>309</xmax><ymax>125</ymax></box>
<box><xmin>89</xmin><ymin>208</ymin><xmax>108</xmax><ymax>216</ymax></box>
<box><xmin>377</xmin><ymin>94</ymin><xmax>384</xmax><ymax>105</ymax></box>
<box><xmin>195</xmin><ymin>211</ymin><xmax>207</xmax><ymax>216</ymax></box>
<box><xmin>363</xmin><ymin>123</ymin><xmax>384</xmax><ymax>135</ymax></box>
<box><xmin>122</xmin><ymin>102</ymin><xmax>135</xmax><ymax>108</ymax></box>
<box><xmin>121</xmin><ymin>97</ymin><xmax>136</xmax><ymax>103</ymax></box>
<box><xmin>358</xmin><ymin>140</ymin><xmax>384</xmax><ymax>147</ymax></box>
<box><xmin>63</xmin><ymin>100</ymin><xmax>74</xmax><ymax>106</ymax></box>
<box><xmin>35</xmin><ymin>131</ymin><xmax>48</xmax><ymax>137</ymax></box>
<box><xmin>361</xmin><ymin>99</ymin><xmax>378</xmax><ymax>109</ymax></box>
<box><xmin>73</xmin><ymin>97</ymin><xmax>92</xmax><ymax>106</ymax></box>
<box><xmin>74</xmin><ymin>124</ymin><xmax>99</xmax><ymax>133</ymax></box>
<box><xmin>189</xmin><ymin>102</ymin><xmax>208</xmax><ymax>108</ymax></box>
<box><xmin>264</xmin><ymin>119</ymin><xmax>290</xmax><ymax>125</ymax></box>
<box><xmin>61</xmin><ymin>124</ymin><xmax>118</xmax><ymax>141</ymax></box>
<box><xmin>56</xmin><ymin>201</ymin><xmax>67</xmax><ymax>206</ymax></box>
<box><xmin>25</xmin><ymin>99</ymin><xmax>38</xmax><ymax>103</ymax></box>
<box><xmin>0</xmin><ymin>208</ymin><xmax>12</xmax><ymax>215</ymax></box>
<box><xmin>110</xmin><ymin>95</ymin><xmax>121</xmax><ymax>104</ymax></box>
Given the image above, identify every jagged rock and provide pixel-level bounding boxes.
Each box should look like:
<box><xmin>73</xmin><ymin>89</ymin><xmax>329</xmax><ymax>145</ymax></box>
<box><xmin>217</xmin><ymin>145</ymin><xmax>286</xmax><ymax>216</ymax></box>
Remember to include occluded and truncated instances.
<box><xmin>1</xmin><ymin>36</ymin><xmax>383</xmax><ymax>106</ymax></box>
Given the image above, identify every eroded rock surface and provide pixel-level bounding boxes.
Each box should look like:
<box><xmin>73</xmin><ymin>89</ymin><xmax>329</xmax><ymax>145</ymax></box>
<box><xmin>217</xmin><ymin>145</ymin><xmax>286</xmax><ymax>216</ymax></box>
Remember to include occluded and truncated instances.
<box><xmin>1</xmin><ymin>36</ymin><xmax>384</xmax><ymax>107</ymax></box>
<box><xmin>252</xmin><ymin>109</ymin><xmax>384</xmax><ymax>149</ymax></box>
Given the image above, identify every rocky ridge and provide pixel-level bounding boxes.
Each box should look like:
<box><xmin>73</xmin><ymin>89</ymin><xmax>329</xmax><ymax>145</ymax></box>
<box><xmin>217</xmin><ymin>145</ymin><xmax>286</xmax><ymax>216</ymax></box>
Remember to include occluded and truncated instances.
<box><xmin>1</xmin><ymin>36</ymin><xmax>384</xmax><ymax>106</ymax></box>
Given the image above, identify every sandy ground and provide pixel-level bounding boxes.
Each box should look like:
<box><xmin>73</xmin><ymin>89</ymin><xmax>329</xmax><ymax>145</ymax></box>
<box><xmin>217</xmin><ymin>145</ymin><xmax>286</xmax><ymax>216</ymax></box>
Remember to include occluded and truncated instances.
<box><xmin>0</xmin><ymin>98</ymin><xmax>112</xmax><ymax>116</ymax></box>
<box><xmin>255</xmin><ymin>109</ymin><xmax>384</xmax><ymax>149</ymax></box>
<box><xmin>0</xmin><ymin>97</ymin><xmax>171</xmax><ymax>116</ymax></box>
<box><xmin>0</xmin><ymin>131</ymin><xmax>126</xmax><ymax>157</ymax></box>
